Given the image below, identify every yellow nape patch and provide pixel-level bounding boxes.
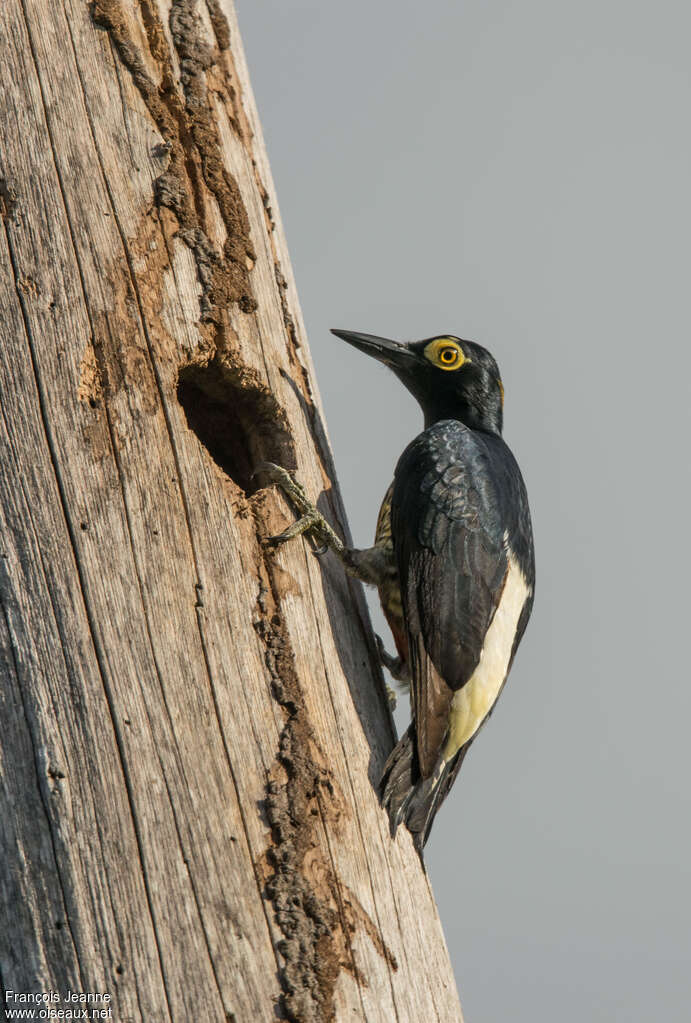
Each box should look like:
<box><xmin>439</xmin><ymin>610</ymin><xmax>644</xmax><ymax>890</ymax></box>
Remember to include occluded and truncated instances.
<box><xmin>443</xmin><ymin>551</ymin><xmax>529</xmax><ymax>760</ymax></box>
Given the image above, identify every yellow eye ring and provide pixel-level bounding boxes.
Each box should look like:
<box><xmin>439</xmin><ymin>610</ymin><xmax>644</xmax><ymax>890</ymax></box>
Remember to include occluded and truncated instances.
<box><xmin>423</xmin><ymin>337</ymin><xmax>467</xmax><ymax>371</ymax></box>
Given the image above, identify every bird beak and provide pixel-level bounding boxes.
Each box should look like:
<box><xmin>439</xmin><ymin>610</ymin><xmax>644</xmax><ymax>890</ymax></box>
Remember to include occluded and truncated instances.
<box><xmin>330</xmin><ymin>329</ymin><xmax>416</xmax><ymax>369</ymax></box>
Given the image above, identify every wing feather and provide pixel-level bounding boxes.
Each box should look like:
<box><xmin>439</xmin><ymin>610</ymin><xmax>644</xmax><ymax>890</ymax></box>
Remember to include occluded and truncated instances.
<box><xmin>392</xmin><ymin>420</ymin><xmax>513</xmax><ymax>777</ymax></box>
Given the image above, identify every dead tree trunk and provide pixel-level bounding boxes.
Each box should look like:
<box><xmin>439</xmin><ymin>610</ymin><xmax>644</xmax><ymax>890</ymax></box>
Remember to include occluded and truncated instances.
<box><xmin>0</xmin><ymin>2</ymin><xmax>463</xmax><ymax>1020</ymax></box>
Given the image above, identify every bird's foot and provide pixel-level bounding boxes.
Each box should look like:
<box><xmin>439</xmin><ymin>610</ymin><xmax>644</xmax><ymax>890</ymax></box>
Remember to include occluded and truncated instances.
<box><xmin>259</xmin><ymin>462</ymin><xmax>345</xmax><ymax>556</ymax></box>
<box><xmin>385</xmin><ymin>684</ymin><xmax>398</xmax><ymax>710</ymax></box>
<box><xmin>376</xmin><ymin>634</ymin><xmax>411</xmax><ymax>691</ymax></box>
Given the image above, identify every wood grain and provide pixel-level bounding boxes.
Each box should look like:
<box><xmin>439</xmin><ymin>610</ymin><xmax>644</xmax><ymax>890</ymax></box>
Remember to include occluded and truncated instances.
<box><xmin>0</xmin><ymin>2</ymin><xmax>464</xmax><ymax>1020</ymax></box>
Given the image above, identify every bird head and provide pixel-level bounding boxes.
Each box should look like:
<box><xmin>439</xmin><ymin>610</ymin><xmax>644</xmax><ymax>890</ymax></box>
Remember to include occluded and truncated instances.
<box><xmin>331</xmin><ymin>329</ymin><xmax>504</xmax><ymax>434</ymax></box>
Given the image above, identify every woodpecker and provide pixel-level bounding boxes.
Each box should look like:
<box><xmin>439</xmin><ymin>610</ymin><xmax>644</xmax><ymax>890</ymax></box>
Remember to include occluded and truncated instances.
<box><xmin>262</xmin><ymin>329</ymin><xmax>534</xmax><ymax>854</ymax></box>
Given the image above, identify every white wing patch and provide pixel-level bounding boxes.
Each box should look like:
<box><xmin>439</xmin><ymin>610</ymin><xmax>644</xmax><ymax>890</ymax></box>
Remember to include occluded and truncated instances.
<box><xmin>443</xmin><ymin>547</ymin><xmax>530</xmax><ymax>760</ymax></box>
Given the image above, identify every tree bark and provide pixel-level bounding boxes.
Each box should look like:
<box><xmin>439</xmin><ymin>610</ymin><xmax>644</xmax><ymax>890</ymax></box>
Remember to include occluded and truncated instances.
<box><xmin>0</xmin><ymin>2</ymin><xmax>463</xmax><ymax>1021</ymax></box>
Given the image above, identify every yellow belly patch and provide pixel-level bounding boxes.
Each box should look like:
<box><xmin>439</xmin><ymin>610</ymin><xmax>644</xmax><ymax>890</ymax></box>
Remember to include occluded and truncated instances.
<box><xmin>443</xmin><ymin>552</ymin><xmax>530</xmax><ymax>760</ymax></box>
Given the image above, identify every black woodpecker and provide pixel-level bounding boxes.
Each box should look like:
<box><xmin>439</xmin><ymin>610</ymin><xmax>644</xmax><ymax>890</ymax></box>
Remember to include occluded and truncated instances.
<box><xmin>262</xmin><ymin>330</ymin><xmax>535</xmax><ymax>854</ymax></box>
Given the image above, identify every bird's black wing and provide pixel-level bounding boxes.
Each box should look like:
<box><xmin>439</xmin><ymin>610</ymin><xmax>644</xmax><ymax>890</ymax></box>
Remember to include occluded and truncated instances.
<box><xmin>391</xmin><ymin>420</ymin><xmax>515</xmax><ymax>777</ymax></box>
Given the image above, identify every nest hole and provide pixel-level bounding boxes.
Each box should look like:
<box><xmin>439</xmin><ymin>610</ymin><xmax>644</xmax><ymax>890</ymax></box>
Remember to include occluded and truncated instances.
<box><xmin>177</xmin><ymin>360</ymin><xmax>296</xmax><ymax>496</ymax></box>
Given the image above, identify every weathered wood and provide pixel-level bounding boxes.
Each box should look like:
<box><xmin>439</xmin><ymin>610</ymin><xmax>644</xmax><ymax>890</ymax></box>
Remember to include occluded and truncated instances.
<box><xmin>0</xmin><ymin>2</ymin><xmax>463</xmax><ymax>1020</ymax></box>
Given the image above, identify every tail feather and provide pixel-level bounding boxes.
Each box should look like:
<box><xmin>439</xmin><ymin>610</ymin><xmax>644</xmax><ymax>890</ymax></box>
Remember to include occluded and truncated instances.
<box><xmin>379</xmin><ymin>726</ymin><xmax>469</xmax><ymax>855</ymax></box>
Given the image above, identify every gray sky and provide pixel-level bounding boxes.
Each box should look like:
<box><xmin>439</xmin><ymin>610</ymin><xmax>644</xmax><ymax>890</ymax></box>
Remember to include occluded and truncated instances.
<box><xmin>237</xmin><ymin>2</ymin><xmax>691</xmax><ymax>1019</ymax></box>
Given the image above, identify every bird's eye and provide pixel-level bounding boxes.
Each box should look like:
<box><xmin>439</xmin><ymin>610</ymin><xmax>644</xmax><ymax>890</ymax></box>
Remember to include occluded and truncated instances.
<box><xmin>423</xmin><ymin>337</ymin><xmax>467</xmax><ymax>371</ymax></box>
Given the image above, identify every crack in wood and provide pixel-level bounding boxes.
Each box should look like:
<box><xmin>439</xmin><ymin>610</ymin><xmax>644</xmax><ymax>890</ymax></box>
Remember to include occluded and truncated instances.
<box><xmin>247</xmin><ymin>502</ymin><xmax>398</xmax><ymax>1022</ymax></box>
<box><xmin>250</xmin><ymin>555</ymin><xmax>348</xmax><ymax>1023</ymax></box>
<box><xmin>203</xmin><ymin>0</ymin><xmax>253</xmax><ymax>144</ymax></box>
<box><xmin>169</xmin><ymin>0</ymin><xmax>256</xmax><ymax>306</ymax></box>
<box><xmin>92</xmin><ymin>0</ymin><xmax>256</xmax><ymax>335</ymax></box>
<box><xmin>204</xmin><ymin>0</ymin><xmax>230</xmax><ymax>50</ymax></box>
<box><xmin>0</xmin><ymin>177</ymin><xmax>18</xmax><ymax>223</ymax></box>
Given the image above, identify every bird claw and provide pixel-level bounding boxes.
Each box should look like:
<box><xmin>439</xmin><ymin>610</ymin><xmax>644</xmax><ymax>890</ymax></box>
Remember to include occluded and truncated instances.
<box><xmin>258</xmin><ymin>461</ymin><xmax>344</xmax><ymax>557</ymax></box>
<box><xmin>255</xmin><ymin>462</ymin><xmax>310</xmax><ymax>510</ymax></box>
<box><xmin>376</xmin><ymin>634</ymin><xmax>411</xmax><ymax>689</ymax></box>
<box><xmin>265</xmin><ymin>510</ymin><xmax>320</xmax><ymax>546</ymax></box>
